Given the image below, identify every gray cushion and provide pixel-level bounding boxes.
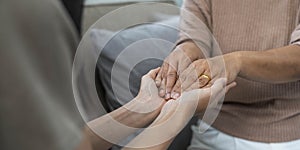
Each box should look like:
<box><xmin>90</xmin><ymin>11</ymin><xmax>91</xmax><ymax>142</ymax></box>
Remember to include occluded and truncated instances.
<box><xmin>91</xmin><ymin>16</ymin><xmax>196</xmax><ymax>150</ymax></box>
<box><xmin>91</xmin><ymin>16</ymin><xmax>179</xmax><ymax>110</ymax></box>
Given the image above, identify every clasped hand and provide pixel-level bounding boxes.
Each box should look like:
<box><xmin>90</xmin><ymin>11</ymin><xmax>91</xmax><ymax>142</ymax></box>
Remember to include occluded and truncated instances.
<box><xmin>155</xmin><ymin>43</ymin><xmax>240</xmax><ymax>100</ymax></box>
<box><xmin>137</xmin><ymin>66</ymin><xmax>236</xmax><ymax>119</ymax></box>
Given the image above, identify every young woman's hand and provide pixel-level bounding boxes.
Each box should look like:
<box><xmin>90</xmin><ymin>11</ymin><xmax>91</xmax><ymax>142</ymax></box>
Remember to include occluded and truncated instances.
<box><xmin>84</xmin><ymin>68</ymin><xmax>167</xmax><ymax>150</ymax></box>
<box><xmin>123</xmin><ymin>79</ymin><xmax>236</xmax><ymax>150</ymax></box>
<box><xmin>130</xmin><ymin>68</ymin><xmax>166</xmax><ymax>117</ymax></box>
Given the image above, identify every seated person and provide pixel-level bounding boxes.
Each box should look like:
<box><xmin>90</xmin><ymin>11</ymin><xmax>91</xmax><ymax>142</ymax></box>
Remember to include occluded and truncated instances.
<box><xmin>156</xmin><ymin>0</ymin><xmax>300</xmax><ymax>149</ymax></box>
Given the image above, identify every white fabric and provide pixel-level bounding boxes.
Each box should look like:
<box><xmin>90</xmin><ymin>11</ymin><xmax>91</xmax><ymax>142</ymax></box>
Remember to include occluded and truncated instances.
<box><xmin>290</xmin><ymin>24</ymin><xmax>300</xmax><ymax>46</ymax></box>
<box><xmin>188</xmin><ymin>120</ymin><xmax>300</xmax><ymax>150</ymax></box>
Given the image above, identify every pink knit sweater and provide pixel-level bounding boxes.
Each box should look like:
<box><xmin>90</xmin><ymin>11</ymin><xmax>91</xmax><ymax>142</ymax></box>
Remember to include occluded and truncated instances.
<box><xmin>177</xmin><ymin>0</ymin><xmax>300</xmax><ymax>142</ymax></box>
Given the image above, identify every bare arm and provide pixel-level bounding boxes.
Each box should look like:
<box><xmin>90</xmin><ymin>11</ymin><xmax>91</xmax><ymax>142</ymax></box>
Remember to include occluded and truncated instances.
<box><xmin>76</xmin><ymin>68</ymin><xmax>165</xmax><ymax>150</ymax></box>
<box><xmin>123</xmin><ymin>79</ymin><xmax>236</xmax><ymax>150</ymax></box>
<box><xmin>171</xmin><ymin>45</ymin><xmax>300</xmax><ymax>97</ymax></box>
<box><xmin>77</xmin><ymin>98</ymin><xmax>163</xmax><ymax>150</ymax></box>
<box><xmin>236</xmin><ymin>45</ymin><xmax>300</xmax><ymax>83</ymax></box>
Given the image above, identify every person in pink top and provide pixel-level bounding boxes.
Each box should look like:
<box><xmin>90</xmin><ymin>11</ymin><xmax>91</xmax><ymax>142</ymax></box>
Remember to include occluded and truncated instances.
<box><xmin>155</xmin><ymin>0</ymin><xmax>300</xmax><ymax>149</ymax></box>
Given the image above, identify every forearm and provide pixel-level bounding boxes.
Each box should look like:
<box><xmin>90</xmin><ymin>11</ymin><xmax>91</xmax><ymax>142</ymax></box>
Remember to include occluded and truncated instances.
<box><xmin>235</xmin><ymin>45</ymin><xmax>300</xmax><ymax>83</ymax></box>
<box><xmin>122</xmin><ymin>79</ymin><xmax>229</xmax><ymax>150</ymax></box>
<box><xmin>78</xmin><ymin>97</ymin><xmax>164</xmax><ymax>150</ymax></box>
<box><xmin>122</xmin><ymin>101</ymin><xmax>179</xmax><ymax>150</ymax></box>
<box><xmin>122</xmin><ymin>115</ymin><xmax>175</xmax><ymax>150</ymax></box>
<box><xmin>123</xmin><ymin>92</ymin><xmax>201</xmax><ymax>150</ymax></box>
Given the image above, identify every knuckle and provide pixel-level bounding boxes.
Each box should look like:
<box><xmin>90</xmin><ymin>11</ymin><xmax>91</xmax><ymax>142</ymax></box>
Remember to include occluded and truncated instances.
<box><xmin>167</xmin><ymin>72</ymin><xmax>177</xmax><ymax>78</ymax></box>
<box><xmin>190</xmin><ymin>63</ymin><xmax>197</xmax><ymax>69</ymax></box>
<box><xmin>192</xmin><ymin>63</ymin><xmax>201</xmax><ymax>69</ymax></box>
<box><xmin>166</xmin><ymin>78</ymin><xmax>175</xmax><ymax>84</ymax></box>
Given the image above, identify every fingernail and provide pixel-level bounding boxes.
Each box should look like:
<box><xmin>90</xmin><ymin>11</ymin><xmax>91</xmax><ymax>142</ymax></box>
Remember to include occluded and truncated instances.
<box><xmin>171</xmin><ymin>92</ymin><xmax>180</xmax><ymax>99</ymax></box>
<box><xmin>159</xmin><ymin>89</ymin><xmax>165</xmax><ymax>97</ymax></box>
<box><xmin>165</xmin><ymin>93</ymin><xmax>171</xmax><ymax>99</ymax></box>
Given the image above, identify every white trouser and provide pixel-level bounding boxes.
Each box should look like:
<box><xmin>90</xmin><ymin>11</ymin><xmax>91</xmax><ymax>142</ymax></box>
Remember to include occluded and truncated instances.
<box><xmin>188</xmin><ymin>120</ymin><xmax>300</xmax><ymax>150</ymax></box>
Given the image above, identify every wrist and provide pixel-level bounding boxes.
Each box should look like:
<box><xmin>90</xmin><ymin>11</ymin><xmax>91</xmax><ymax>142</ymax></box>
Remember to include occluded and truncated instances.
<box><xmin>119</xmin><ymin>100</ymin><xmax>155</xmax><ymax>128</ymax></box>
<box><xmin>125</xmin><ymin>97</ymin><xmax>164</xmax><ymax>127</ymax></box>
<box><xmin>227</xmin><ymin>51</ymin><xmax>243</xmax><ymax>76</ymax></box>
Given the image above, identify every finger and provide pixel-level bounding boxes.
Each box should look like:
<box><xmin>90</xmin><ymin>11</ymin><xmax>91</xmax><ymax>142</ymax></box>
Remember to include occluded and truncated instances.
<box><xmin>170</xmin><ymin>67</ymin><xmax>194</xmax><ymax>99</ymax></box>
<box><xmin>147</xmin><ymin>67</ymin><xmax>161</xmax><ymax>79</ymax></box>
<box><xmin>185</xmin><ymin>74</ymin><xmax>212</xmax><ymax>92</ymax></box>
<box><xmin>198</xmin><ymin>70</ymin><xmax>211</xmax><ymax>88</ymax></box>
<box><xmin>155</xmin><ymin>60</ymin><xmax>169</xmax><ymax>86</ymax></box>
<box><xmin>155</xmin><ymin>63</ymin><xmax>165</xmax><ymax>87</ymax></box>
<box><xmin>225</xmin><ymin>82</ymin><xmax>237</xmax><ymax>93</ymax></box>
<box><xmin>205</xmin><ymin>79</ymin><xmax>236</xmax><ymax>93</ymax></box>
<box><xmin>165</xmin><ymin>63</ymin><xmax>178</xmax><ymax>99</ymax></box>
<box><xmin>159</xmin><ymin>78</ymin><xmax>166</xmax><ymax>98</ymax></box>
<box><xmin>177</xmin><ymin>53</ymin><xmax>192</xmax><ymax>75</ymax></box>
<box><xmin>181</xmin><ymin>66</ymin><xmax>204</xmax><ymax>92</ymax></box>
<box><xmin>155</xmin><ymin>70</ymin><xmax>162</xmax><ymax>87</ymax></box>
<box><xmin>208</xmin><ymin>78</ymin><xmax>229</xmax><ymax>106</ymax></box>
<box><xmin>204</xmin><ymin>82</ymin><xmax>213</xmax><ymax>88</ymax></box>
<box><xmin>211</xmin><ymin>78</ymin><xmax>227</xmax><ymax>94</ymax></box>
<box><xmin>161</xmin><ymin>62</ymin><xmax>169</xmax><ymax>79</ymax></box>
<box><xmin>170</xmin><ymin>79</ymin><xmax>181</xmax><ymax>99</ymax></box>
<box><xmin>158</xmin><ymin>62</ymin><xmax>169</xmax><ymax>94</ymax></box>
<box><xmin>185</xmin><ymin>81</ymin><xmax>200</xmax><ymax>92</ymax></box>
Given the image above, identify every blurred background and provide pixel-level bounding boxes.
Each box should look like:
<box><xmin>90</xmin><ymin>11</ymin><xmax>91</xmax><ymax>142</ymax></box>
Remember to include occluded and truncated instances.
<box><xmin>82</xmin><ymin>0</ymin><xmax>182</xmax><ymax>33</ymax></box>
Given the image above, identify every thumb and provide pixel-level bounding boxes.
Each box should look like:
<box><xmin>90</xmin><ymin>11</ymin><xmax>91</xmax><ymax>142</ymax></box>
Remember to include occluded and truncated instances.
<box><xmin>211</xmin><ymin>78</ymin><xmax>227</xmax><ymax>92</ymax></box>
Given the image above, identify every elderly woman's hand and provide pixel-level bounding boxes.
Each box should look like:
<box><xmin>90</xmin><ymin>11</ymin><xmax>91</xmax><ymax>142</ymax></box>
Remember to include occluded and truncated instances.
<box><xmin>170</xmin><ymin>53</ymin><xmax>241</xmax><ymax>99</ymax></box>
<box><xmin>155</xmin><ymin>41</ymin><xmax>203</xmax><ymax>100</ymax></box>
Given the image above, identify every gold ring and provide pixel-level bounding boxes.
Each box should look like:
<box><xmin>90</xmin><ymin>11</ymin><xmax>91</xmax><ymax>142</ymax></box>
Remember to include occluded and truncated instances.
<box><xmin>199</xmin><ymin>74</ymin><xmax>211</xmax><ymax>81</ymax></box>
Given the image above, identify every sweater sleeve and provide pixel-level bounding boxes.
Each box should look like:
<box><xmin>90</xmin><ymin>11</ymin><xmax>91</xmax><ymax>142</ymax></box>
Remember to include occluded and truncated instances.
<box><xmin>176</xmin><ymin>0</ymin><xmax>213</xmax><ymax>57</ymax></box>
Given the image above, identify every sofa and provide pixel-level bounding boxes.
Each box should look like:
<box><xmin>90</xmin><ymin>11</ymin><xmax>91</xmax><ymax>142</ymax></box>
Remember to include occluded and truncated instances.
<box><xmin>79</xmin><ymin>2</ymin><xmax>197</xmax><ymax>150</ymax></box>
